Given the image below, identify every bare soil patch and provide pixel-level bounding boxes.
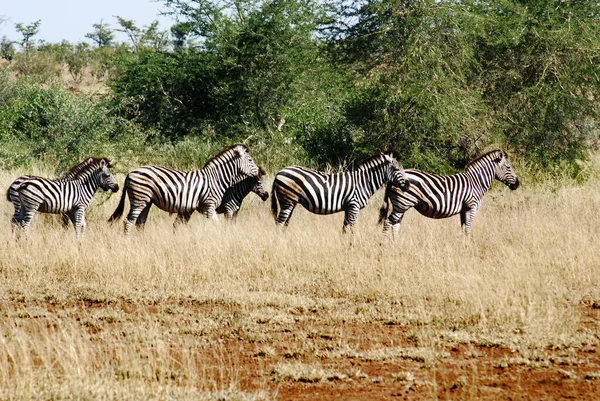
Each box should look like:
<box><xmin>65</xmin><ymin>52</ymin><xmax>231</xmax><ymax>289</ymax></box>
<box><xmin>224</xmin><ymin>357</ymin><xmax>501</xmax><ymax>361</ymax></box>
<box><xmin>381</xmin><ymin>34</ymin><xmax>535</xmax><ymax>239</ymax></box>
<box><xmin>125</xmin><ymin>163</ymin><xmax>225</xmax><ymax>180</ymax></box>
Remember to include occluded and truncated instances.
<box><xmin>2</xmin><ymin>298</ymin><xmax>599</xmax><ymax>400</ymax></box>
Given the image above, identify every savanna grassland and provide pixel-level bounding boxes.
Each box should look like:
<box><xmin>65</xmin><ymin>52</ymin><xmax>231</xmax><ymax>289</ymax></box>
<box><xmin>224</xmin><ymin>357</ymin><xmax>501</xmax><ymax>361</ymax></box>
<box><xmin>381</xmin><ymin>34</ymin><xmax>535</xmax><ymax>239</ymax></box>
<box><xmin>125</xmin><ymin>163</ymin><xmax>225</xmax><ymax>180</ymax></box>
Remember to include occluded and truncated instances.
<box><xmin>1</xmin><ymin>162</ymin><xmax>600</xmax><ymax>400</ymax></box>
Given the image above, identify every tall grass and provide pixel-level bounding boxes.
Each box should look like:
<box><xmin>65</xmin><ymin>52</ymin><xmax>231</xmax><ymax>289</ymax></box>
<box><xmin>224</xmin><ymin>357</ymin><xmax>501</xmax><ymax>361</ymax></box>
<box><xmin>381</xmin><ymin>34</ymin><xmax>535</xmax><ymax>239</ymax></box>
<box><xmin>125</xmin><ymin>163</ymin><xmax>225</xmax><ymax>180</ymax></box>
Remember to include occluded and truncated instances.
<box><xmin>0</xmin><ymin>160</ymin><xmax>599</xmax><ymax>398</ymax></box>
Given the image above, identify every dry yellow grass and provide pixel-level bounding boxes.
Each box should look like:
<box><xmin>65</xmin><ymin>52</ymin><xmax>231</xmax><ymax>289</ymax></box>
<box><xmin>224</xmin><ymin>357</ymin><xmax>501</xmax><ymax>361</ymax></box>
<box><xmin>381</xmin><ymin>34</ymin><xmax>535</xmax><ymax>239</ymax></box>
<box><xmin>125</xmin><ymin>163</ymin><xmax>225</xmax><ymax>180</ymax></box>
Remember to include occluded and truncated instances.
<box><xmin>1</xmin><ymin>161</ymin><xmax>599</xmax><ymax>399</ymax></box>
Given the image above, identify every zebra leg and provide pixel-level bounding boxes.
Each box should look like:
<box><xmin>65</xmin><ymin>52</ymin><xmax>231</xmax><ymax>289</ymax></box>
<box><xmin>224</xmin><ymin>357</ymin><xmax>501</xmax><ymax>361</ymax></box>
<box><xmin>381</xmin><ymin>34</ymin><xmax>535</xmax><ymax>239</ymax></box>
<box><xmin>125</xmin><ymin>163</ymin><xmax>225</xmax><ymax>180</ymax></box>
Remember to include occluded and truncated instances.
<box><xmin>460</xmin><ymin>207</ymin><xmax>477</xmax><ymax>235</ymax></box>
<box><xmin>342</xmin><ymin>205</ymin><xmax>359</xmax><ymax>234</ymax></box>
<box><xmin>71</xmin><ymin>207</ymin><xmax>87</xmax><ymax>240</ymax></box>
<box><xmin>275</xmin><ymin>199</ymin><xmax>297</xmax><ymax>227</ymax></box>
<box><xmin>124</xmin><ymin>200</ymin><xmax>150</xmax><ymax>234</ymax></box>
<box><xmin>61</xmin><ymin>213</ymin><xmax>71</xmax><ymax>229</ymax></box>
<box><xmin>202</xmin><ymin>204</ymin><xmax>219</xmax><ymax>221</ymax></box>
<box><xmin>18</xmin><ymin>204</ymin><xmax>40</xmax><ymax>239</ymax></box>
<box><xmin>382</xmin><ymin>211</ymin><xmax>406</xmax><ymax>243</ymax></box>
<box><xmin>10</xmin><ymin>205</ymin><xmax>22</xmax><ymax>240</ymax></box>
<box><xmin>173</xmin><ymin>211</ymin><xmax>193</xmax><ymax>230</ymax></box>
<box><xmin>135</xmin><ymin>203</ymin><xmax>153</xmax><ymax>230</ymax></box>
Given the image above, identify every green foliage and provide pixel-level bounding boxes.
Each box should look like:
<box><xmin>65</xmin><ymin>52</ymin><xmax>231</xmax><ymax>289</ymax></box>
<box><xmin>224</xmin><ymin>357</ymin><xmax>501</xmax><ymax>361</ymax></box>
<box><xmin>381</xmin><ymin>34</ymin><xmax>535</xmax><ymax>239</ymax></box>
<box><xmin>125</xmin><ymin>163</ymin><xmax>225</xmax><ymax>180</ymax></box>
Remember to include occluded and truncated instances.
<box><xmin>86</xmin><ymin>21</ymin><xmax>115</xmax><ymax>48</ymax></box>
<box><xmin>2</xmin><ymin>0</ymin><xmax>600</xmax><ymax>176</ymax></box>
<box><xmin>470</xmin><ymin>0</ymin><xmax>600</xmax><ymax>169</ymax></box>
<box><xmin>0</xmin><ymin>36</ymin><xmax>15</xmax><ymax>61</ymax></box>
<box><xmin>15</xmin><ymin>20</ymin><xmax>41</xmax><ymax>49</ymax></box>
<box><xmin>109</xmin><ymin>49</ymin><xmax>217</xmax><ymax>139</ymax></box>
<box><xmin>0</xmin><ymin>75</ymin><xmax>146</xmax><ymax>170</ymax></box>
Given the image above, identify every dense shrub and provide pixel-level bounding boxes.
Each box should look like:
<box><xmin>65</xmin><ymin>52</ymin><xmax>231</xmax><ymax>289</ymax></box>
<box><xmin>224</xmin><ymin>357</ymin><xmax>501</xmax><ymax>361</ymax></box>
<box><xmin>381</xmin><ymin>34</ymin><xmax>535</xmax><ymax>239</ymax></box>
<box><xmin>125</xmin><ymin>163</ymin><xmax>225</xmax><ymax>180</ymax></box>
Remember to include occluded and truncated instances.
<box><xmin>0</xmin><ymin>75</ymin><xmax>146</xmax><ymax>170</ymax></box>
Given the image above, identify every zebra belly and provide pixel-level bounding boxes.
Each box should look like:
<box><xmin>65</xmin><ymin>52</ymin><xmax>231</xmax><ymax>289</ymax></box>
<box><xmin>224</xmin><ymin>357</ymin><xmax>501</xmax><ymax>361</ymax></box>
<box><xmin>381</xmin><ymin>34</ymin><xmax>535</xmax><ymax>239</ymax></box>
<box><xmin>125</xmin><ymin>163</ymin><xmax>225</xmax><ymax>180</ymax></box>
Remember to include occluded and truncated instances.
<box><xmin>38</xmin><ymin>201</ymin><xmax>71</xmax><ymax>214</ymax></box>
<box><xmin>414</xmin><ymin>202</ymin><xmax>462</xmax><ymax>219</ymax></box>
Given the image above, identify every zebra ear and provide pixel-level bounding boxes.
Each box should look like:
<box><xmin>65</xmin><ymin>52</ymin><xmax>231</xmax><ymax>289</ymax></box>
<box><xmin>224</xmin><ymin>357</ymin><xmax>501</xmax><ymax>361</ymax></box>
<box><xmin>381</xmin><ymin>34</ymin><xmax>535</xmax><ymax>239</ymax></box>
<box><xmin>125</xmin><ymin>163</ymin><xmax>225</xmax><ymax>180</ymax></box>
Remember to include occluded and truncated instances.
<box><xmin>107</xmin><ymin>160</ymin><xmax>115</xmax><ymax>168</ymax></box>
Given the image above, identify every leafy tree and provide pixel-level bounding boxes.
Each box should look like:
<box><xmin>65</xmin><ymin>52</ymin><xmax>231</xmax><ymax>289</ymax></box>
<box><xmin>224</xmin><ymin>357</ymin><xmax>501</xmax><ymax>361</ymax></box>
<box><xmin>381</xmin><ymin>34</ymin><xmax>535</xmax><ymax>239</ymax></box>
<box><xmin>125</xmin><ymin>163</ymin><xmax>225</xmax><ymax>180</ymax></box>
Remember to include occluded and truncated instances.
<box><xmin>110</xmin><ymin>49</ymin><xmax>217</xmax><ymax>138</ymax></box>
<box><xmin>162</xmin><ymin>0</ymin><xmax>332</xmax><ymax>135</ymax></box>
<box><xmin>86</xmin><ymin>20</ymin><xmax>115</xmax><ymax>47</ymax></box>
<box><xmin>469</xmin><ymin>0</ymin><xmax>600</xmax><ymax>168</ymax></box>
<box><xmin>170</xmin><ymin>21</ymin><xmax>194</xmax><ymax>50</ymax></box>
<box><xmin>324</xmin><ymin>0</ymin><xmax>600</xmax><ymax>171</ymax></box>
<box><xmin>114</xmin><ymin>17</ymin><xmax>169</xmax><ymax>51</ymax></box>
<box><xmin>15</xmin><ymin>20</ymin><xmax>41</xmax><ymax>49</ymax></box>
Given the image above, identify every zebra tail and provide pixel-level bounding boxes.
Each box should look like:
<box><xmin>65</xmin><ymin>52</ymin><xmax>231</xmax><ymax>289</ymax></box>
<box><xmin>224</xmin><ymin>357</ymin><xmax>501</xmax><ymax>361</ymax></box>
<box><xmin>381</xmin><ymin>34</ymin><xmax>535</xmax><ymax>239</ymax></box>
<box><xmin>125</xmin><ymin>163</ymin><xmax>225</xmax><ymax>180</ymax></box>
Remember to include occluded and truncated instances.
<box><xmin>270</xmin><ymin>189</ymin><xmax>278</xmax><ymax>218</ymax></box>
<box><xmin>108</xmin><ymin>187</ymin><xmax>127</xmax><ymax>223</ymax></box>
<box><xmin>378</xmin><ymin>183</ymin><xmax>392</xmax><ymax>224</ymax></box>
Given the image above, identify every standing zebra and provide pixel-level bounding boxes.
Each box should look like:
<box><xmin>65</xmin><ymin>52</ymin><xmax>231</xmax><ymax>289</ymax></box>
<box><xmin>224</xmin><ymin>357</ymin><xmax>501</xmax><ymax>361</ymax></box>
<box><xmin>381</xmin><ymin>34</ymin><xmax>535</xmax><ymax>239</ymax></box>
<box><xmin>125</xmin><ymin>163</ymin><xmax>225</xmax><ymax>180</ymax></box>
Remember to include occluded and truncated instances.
<box><xmin>159</xmin><ymin>166</ymin><xmax>269</xmax><ymax>226</ymax></box>
<box><xmin>6</xmin><ymin>159</ymin><xmax>101</xmax><ymax>229</ymax></box>
<box><xmin>378</xmin><ymin>149</ymin><xmax>520</xmax><ymax>239</ymax></box>
<box><xmin>9</xmin><ymin>157</ymin><xmax>119</xmax><ymax>239</ymax></box>
<box><xmin>271</xmin><ymin>152</ymin><xmax>410</xmax><ymax>232</ymax></box>
<box><xmin>108</xmin><ymin>144</ymin><xmax>260</xmax><ymax>233</ymax></box>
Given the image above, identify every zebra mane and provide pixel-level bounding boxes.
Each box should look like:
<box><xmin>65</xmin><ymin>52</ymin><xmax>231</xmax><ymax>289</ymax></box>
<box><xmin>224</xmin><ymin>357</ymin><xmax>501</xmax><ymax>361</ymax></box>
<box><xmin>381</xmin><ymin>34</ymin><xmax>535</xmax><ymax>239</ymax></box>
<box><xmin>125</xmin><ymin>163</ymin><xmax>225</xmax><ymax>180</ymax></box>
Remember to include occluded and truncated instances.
<box><xmin>357</xmin><ymin>152</ymin><xmax>397</xmax><ymax>171</ymax></box>
<box><xmin>465</xmin><ymin>150</ymin><xmax>506</xmax><ymax>170</ymax></box>
<box><xmin>63</xmin><ymin>157</ymin><xmax>111</xmax><ymax>180</ymax></box>
<box><xmin>203</xmin><ymin>144</ymin><xmax>250</xmax><ymax>169</ymax></box>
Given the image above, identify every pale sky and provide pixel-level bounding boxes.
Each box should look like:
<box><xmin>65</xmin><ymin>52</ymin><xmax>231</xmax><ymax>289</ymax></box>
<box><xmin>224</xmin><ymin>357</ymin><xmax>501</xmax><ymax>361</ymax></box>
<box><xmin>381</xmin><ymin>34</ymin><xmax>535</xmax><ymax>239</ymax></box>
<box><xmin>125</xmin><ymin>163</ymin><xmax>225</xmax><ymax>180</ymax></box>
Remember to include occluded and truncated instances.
<box><xmin>0</xmin><ymin>0</ymin><xmax>176</xmax><ymax>44</ymax></box>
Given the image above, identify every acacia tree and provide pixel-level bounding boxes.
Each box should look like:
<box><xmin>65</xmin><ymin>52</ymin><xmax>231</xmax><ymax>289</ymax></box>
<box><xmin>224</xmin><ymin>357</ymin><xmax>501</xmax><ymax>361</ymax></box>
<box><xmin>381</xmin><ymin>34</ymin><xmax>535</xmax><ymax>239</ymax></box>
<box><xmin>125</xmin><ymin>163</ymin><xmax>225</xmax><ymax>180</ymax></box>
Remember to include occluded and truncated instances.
<box><xmin>85</xmin><ymin>20</ymin><xmax>115</xmax><ymax>47</ymax></box>
<box><xmin>114</xmin><ymin>17</ymin><xmax>169</xmax><ymax>51</ymax></box>
<box><xmin>470</xmin><ymin>0</ymin><xmax>600</xmax><ymax>168</ymax></box>
<box><xmin>325</xmin><ymin>0</ymin><xmax>600</xmax><ymax>171</ymax></box>
<box><xmin>15</xmin><ymin>20</ymin><xmax>41</xmax><ymax>49</ymax></box>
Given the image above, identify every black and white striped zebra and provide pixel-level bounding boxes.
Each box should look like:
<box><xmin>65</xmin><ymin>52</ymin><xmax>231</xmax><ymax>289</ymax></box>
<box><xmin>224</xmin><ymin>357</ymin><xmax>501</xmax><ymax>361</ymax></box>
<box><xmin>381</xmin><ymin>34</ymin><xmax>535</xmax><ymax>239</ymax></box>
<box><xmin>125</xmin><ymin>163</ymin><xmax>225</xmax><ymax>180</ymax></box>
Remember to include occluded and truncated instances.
<box><xmin>6</xmin><ymin>160</ymin><xmax>100</xmax><ymax>229</ymax></box>
<box><xmin>378</xmin><ymin>149</ymin><xmax>520</xmax><ymax>238</ymax></box>
<box><xmin>108</xmin><ymin>144</ymin><xmax>260</xmax><ymax>233</ymax></box>
<box><xmin>270</xmin><ymin>152</ymin><xmax>410</xmax><ymax>232</ymax></box>
<box><xmin>9</xmin><ymin>157</ymin><xmax>119</xmax><ymax>239</ymax></box>
<box><xmin>215</xmin><ymin>166</ymin><xmax>269</xmax><ymax>220</ymax></box>
<box><xmin>156</xmin><ymin>166</ymin><xmax>269</xmax><ymax>226</ymax></box>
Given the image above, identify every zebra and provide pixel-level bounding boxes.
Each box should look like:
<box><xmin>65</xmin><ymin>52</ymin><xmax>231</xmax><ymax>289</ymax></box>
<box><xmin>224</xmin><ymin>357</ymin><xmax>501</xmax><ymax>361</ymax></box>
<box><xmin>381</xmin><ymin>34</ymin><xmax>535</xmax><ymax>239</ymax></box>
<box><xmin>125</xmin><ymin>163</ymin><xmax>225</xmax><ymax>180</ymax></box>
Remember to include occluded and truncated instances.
<box><xmin>6</xmin><ymin>161</ymin><xmax>99</xmax><ymax>229</ymax></box>
<box><xmin>215</xmin><ymin>166</ymin><xmax>269</xmax><ymax>220</ymax></box>
<box><xmin>9</xmin><ymin>157</ymin><xmax>119</xmax><ymax>239</ymax></box>
<box><xmin>270</xmin><ymin>152</ymin><xmax>410</xmax><ymax>232</ymax></box>
<box><xmin>107</xmin><ymin>144</ymin><xmax>260</xmax><ymax>233</ymax></box>
<box><xmin>147</xmin><ymin>166</ymin><xmax>269</xmax><ymax>227</ymax></box>
<box><xmin>378</xmin><ymin>149</ymin><xmax>520</xmax><ymax>239</ymax></box>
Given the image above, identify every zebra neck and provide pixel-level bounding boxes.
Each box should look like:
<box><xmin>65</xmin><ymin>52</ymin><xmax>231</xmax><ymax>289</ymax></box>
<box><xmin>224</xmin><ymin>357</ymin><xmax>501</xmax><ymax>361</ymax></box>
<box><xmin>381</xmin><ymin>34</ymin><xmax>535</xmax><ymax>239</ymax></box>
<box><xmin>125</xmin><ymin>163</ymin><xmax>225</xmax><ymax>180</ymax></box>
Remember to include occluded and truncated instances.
<box><xmin>224</xmin><ymin>179</ymin><xmax>252</xmax><ymax>204</ymax></box>
<box><xmin>466</xmin><ymin>163</ymin><xmax>494</xmax><ymax>193</ymax></box>
<box><xmin>352</xmin><ymin>164</ymin><xmax>387</xmax><ymax>200</ymax></box>
<box><xmin>67</xmin><ymin>175</ymin><xmax>99</xmax><ymax>203</ymax></box>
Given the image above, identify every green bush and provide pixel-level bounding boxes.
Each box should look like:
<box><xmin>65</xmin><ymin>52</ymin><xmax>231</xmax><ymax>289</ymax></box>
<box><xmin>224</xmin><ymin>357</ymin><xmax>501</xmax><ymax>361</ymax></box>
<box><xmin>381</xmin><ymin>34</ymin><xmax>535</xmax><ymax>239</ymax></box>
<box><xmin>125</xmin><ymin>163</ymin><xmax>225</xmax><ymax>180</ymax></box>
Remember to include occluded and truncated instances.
<box><xmin>0</xmin><ymin>77</ymin><xmax>144</xmax><ymax>170</ymax></box>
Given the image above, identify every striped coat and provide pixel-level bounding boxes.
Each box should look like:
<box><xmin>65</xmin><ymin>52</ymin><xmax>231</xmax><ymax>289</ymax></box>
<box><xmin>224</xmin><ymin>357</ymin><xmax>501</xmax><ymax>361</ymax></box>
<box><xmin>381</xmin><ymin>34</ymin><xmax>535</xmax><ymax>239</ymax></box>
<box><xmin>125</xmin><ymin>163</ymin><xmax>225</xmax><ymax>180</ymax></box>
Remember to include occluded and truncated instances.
<box><xmin>379</xmin><ymin>149</ymin><xmax>520</xmax><ymax>237</ymax></box>
<box><xmin>9</xmin><ymin>157</ymin><xmax>119</xmax><ymax>239</ymax></box>
<box><xmin>108</xmin><ymin>144</ymin><xmax>260</xmax><ymax>233</ymax></box>
<box><xmin>271</xmin><ymin>152</ymin><xmax>409</xmax><ymax>232</ymax></box>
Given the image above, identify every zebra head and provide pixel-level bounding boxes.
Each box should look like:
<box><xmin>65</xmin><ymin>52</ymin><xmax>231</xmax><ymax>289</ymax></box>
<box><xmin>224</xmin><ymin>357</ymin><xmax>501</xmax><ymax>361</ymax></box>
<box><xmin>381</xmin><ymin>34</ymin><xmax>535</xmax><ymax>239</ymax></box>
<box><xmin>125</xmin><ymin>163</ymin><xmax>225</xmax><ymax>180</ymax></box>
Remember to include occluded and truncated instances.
<box><xmin>233</xmin><ymin>145</ymin><xmax>260</xmax><ymax>179</ymax></box>
<box><xmin>97</xmin><ymin>159</ymin><xmax>119</xmax><ymax>193</ymax></box>
<box><xmin>494</xmin><ymin>151</ymin><xmax>520</xmax><ymax>190</ymax></box>
<box><xmin>252</xmin><ymin>166</ymin><xmax>269</xmax><ymax>201</ymax></box>
<box><xmin>383</xmin><ymin>153</ymin><xmax>410</xmax><ymax>192</ymax></box>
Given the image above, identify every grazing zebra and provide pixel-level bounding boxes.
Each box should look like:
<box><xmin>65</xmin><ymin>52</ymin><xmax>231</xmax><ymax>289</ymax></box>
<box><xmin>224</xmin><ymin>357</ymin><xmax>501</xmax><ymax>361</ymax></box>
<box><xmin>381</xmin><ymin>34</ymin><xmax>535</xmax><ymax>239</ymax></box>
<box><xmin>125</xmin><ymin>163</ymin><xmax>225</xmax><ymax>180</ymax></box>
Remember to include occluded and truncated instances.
<box><xmin>215</xmin><ymin>166</ymin><xmax>269</xmax><ymax>220</ymax></box>
<box><xmin>9</xmin><ymin>157</ymin><xmax>119</xmax><ymax>239</ymax></box>
<box><xmin>108</xmin><ymin>144</ymin><xmax>260</xmax><ymax>233</ymax></box>
<box><xmin>378</xmin><ymin>149</ymin><xmax>520</xmax><ymax>239</ymax></box>
<box><xmin>271</xmin><ymin>152</ymin><xmax>410</xmax><ymax>232</ymax></box>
